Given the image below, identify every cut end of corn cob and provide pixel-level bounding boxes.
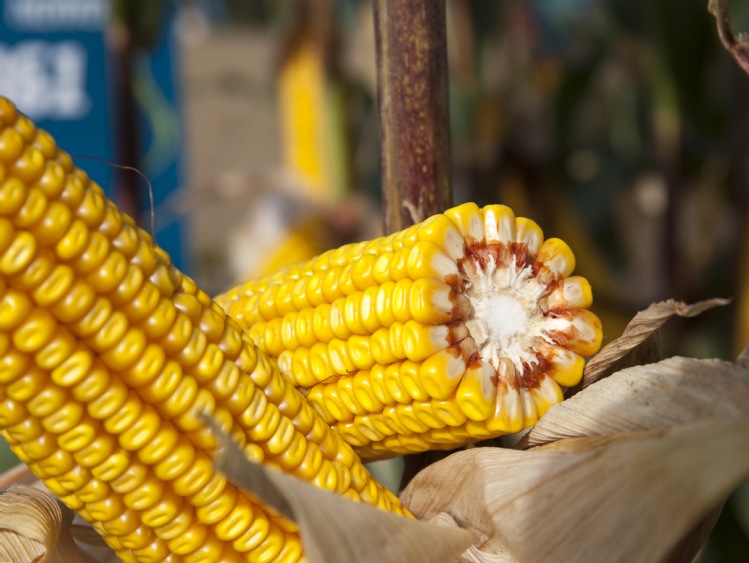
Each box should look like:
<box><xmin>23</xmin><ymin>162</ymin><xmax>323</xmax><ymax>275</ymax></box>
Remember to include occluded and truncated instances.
<box><xmin>218</xmin><ymin>202</ymin><xmax>603</xmax><ymax>459</ymax></box>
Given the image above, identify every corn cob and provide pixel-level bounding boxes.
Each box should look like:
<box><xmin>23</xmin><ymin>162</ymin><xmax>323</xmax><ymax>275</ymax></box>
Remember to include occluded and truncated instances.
<box><xmin>0</xmin><ymin>97</ymin><xmax>409</xmax><ymax>563</ymax></box>
<box><xmin>217</xmin><ymin>203</ymin><xmax>603</xmax><ymax>460</ymax></box>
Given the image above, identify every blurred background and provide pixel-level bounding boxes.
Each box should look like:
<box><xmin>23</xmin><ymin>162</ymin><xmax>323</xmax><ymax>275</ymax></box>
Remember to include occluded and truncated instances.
<box><xmin>1</xmin><ymin>0</ymin><xmax>748</xmax><ymax>559</ymax></box>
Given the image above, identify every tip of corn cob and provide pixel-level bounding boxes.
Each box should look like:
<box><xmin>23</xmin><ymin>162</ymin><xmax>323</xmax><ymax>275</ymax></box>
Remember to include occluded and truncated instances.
<box><xmin>218</xmin><ymin>201</ymin><xmax>603</xmax><ymax>459</ymax></box>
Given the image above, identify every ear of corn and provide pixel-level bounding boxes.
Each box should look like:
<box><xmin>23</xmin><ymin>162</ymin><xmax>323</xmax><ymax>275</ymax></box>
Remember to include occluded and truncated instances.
<box><xmin>0</xmin><ymin>97</ymin><xmax>409</xmax><ymax>563</ymax></box>
<box><xmin>217</xmin><ymin>202</ymin><xmax>603</xmax><ymax>460</ymax></box>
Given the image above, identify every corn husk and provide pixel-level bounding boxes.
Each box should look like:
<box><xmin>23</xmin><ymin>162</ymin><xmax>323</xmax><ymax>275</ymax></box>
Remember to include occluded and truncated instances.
<box><xmin>0</xmin><ymin>484</ymin><xmax>84</xmax><ymax>563</ymax></box>
<box><xmin>402</xmin><ymin>418</ymin><xmax>749</xmax><ymax>563</ymax></box>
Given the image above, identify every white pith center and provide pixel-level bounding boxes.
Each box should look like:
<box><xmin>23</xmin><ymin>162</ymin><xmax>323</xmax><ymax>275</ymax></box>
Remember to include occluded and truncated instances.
<box><xmin>464</xmin><ymin>257</ymin><xmax>549</xmax><ymax>375</ymax></box>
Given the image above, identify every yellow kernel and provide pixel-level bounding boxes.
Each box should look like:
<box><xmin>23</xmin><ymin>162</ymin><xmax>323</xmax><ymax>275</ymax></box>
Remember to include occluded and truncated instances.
<box><xmin>60</xmin><ymin>174</ymin><xmax>86</xmax><ymax>210</ymax></box>
<box><xmin>248</xmin><ymin>403</ymin><xmax>281</xmax><ymax>442</ymax></box>
<box><xmin>232</xmin><ymin>511</ymin><xmax>270</xmax><ymax>553</ymax></box>
<box><xmin>73</xmin><ymin>231</ymin><xmax>109</xmax><ymax>274</ymax></box>
<box><xmin>4</xmin><ymin>415</ymin><xmax>43</xmax><ymax>443</ymax></box>
<box><xmin>153</xmin><ymin>436</ymin><xmax>195</xmax><ymax>482</ymax></box>
<box><xmin>160</xmin><ymin>313</ymin><xmax>192</xmax><ymax>355</ymax></box>
<box><xmin>137</xmin><ymin>424</ymin><xmax>179</xmax><ymax>465</ymax></box>
<box><xmin>124</xmin><ymin>479</ymin><xmax>163</xmax><ymax>511</ymax></box>
<box><xmin>515</xmin><ymin>217</ymin><xmax>544</xmax><ymax>257</ymax></box>
<box><xmin>86</xmin><ymin>494</ymin><xmax>125</xmax><ymax>522</ymax></box>
<box><xmin>189</xmin><ymin>471</ymin><xmax>227</xmax><ymax>507</ymax></box>
<box><xmin>31</xmin><ymin>264</ymin><xmax>74</xmax><ymax>308</ymax></box>
<box><xmin>10</xmin><ymin>145</ymin><xmax>46</xmax><ymax>185</ymax></box>
<box><xmin>141</xmin><ymin>360</ymin><xmax>181</xmax><ymax>403</ymax></box>
<box><xmin>56</xmin><ymin>464</ymin><xmax>92</xmax><ymax>493</ymax></box>
<box><xmin>6</xmin><ymin>368</ymin><xmax>46</xmax><ymax>402</ymax></box>
<box><xmin>131</xmin><ymin>537</ymin><xmax>171</xmax><ymax>562</ymax></box>
<box><xmin>73</xmin><ymin>435</ymin><xmax>117</xmax><ymax>467</ymax></box>
<box><xmin>56</xmin><ymin>219</ymin><xmax>90</xmax><ymax>261</ymax></box>
<box><xmin>103</xmin><ymin>391</ymin><xmax>143</xmax><ymax>435</ymax></box>
<box><xmin>26</xmin><ymin>384</ymin><xmax>68</xmax><ymax>417</ymax></box>
<box><xmin>87</xmin><ymin>377</ymin><xmax>128</xmax><ymax>420</ymax></box>
<box><xmin>183</xmin><ymin>533</ymin><xmax>226</xmax><ymax>563</ymax></box>
<box><xmin>76</xmin><ymin>185</ymin><xmax>107</xmax><ymax>228</ymax></box>
<box><xmin>122</xmin><ymin>343</ymin><xmax>164</xmax><ymax>387</ymax></box>
<box><xmin>101</xmin><ymin>327</ymin><xmax>146</xmax><ymax>372</ymax></box>
<box><xmin>90</xmin><ymin>449</ymin><xmax>130</xmax><ymax>482</ymax></box>
<box><xmin>30</xmin><ymin>201</ymin><xmax>71</xmax><ymax>245</ymax></box>
<box><xmin>41</xmin><ymin>401</ymin><xmax>84</xmax><ymax>434</ymax></box>
<box><xmin>89</xmin><ymin>311</ymin><xmax>129</xmax><ymax>353</ymax></box>
<box><xmin>113</xmin><ymin>223</ymin><xmax>140</xmax><ymax>257</ymax></box>
<box><xmin>266</xmin><ymin>416</ymin><xmax>295</xmax><ymax>456</ymax></box>
<box><xmin>87</xmin><ymin>250</ymin><xmax>129</xmax><ymax>293</ymax></box>
<box><xmin>110</xmin><ymin>461</ymin><xmax>149</xmax><ymax>495</ymax></box>
<box><xmin>120</xmin><ymin>406</ymin><xmax>162</xmax><ymax>451</ymax></box>
<box><xmin>141</xmin><ymin>488</ymin><xmax>184</xmax><ymax>528</ymax></box>
<box><xmin>214</xmin><ymin>497</ymin><xmax>253</xmax><ymax>542</ymax></box>
<box><xmin>50</xmin><ymin>349</ymin><xmax>93</xmax><ymax>387</ymax></box>
<box><xmin>14</xmin><ymin>187</ymin><xmax>48</xmax><ymax>228</ymax></box>
<box><xmin>251</xmin><ymin>523</ymin><xmax>285</xmax><ymax>563</ymax></box>
<box><xmin>37</xmin><ymin>160</ymin><xmax>67</xmax><ymax>199</ymax></box>
<box><xmin>177</xmin><ymin>329</ymin><xmax>207</xmax><ymax>369</ymax></box>
<box><xmin>0</xmin><ymin>397</ymin><xmax>27</xmax><ymax>426</ymax></box>
<box><xmin>71</xmin><ymin>363</ymin><xmax>110</xmax><ymax>402</ymax></box>
<box><xmin>158</xmin><ymin>374</ymin><xmax>198</xmax><ymax>419</ymax></box>
<box><xmin>35</xmin><ymin>448</ymin><xmax>75</xmax><ymax>477</ymax></box>
<box><xmin>0</xmin><ymin>128</ymin><xmax>24</xmax><ymax>164</ymax></box>
<box><xmin>15</xmin><ymin>115</ymin><xmax>36</xmax><ymax>142</ymax></box>
<box><xmin>195</xmin><ymin>486</ymin><xmax>237</xmax><ymax>525</ymax></box>
<box><xmin>166</xmin><ymin>521</ymin><xmax>208</xmax><ymax>556</ymax></box>
<box><xmin>77</xmin><ymin>477</ymin><xmax>110</xmax><ymax>503</ymax></box>
<box><xmin>0</xmin><ymin>289</ymin><xmax>33</xmax><ymax>331</ymax></box>
<box><xmin>19</xmin><ymin>432</ymin><xmax>57</xmax><ymax>460</ymax></box>
<box><xmin>0</xmin><ymin>348</ymin><xmax>29</xmax><ymax>383</ymax></box>
<box><xmin>2</xmin><ymin>231</ymin><xmax>36</xmax><ymax>276</ymax></box>
<box><xmin>109</xmin><ymin>265</ymin><xmax>144</xmax><ymax>306</ymax></box>
<box><xmin>51</xmin><ymin>279</ymin><xmax>96</xmax><ymax>323</ymax></box>
<box><xmin>72</xmin><ymin>296</ymin><xmax>112</xmax><ymax>338</ymax></box>
<box><xmin>277</xmin><ymin>432</ymin><xmax>307</xmax><ymax>472</ymax></box>
<box><xmin>101</xmin><ymin>508</ymin><xmax>140</xmax><ymax>536</ymax></box>
<box><xmin>154</xmin><ymin>509</ymin><xmax>193</xmax><ymax>541</ymax></box>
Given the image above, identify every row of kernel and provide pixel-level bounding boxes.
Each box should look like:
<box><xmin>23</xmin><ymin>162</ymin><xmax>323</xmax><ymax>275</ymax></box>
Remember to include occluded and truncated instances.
<box><xmin>0</xmin><ymin>297</ymin><xmax>298</xmax><ymax>561</ymax></box>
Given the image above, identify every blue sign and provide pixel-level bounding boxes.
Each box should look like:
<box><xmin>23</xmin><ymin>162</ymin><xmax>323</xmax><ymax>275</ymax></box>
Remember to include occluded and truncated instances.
<box><xmin>0</xmin><ymin>0</ymin><xmax>115</xmax><ymax>199</ymax></box>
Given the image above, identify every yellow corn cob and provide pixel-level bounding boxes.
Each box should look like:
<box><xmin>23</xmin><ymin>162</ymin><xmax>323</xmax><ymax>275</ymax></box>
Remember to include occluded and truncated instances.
<box><xmin>0</xmin><ymin>97</ymin><xmax>409</xmax><ymax>563</ymax></box>
<box><xmin>217</xmin><ymin>202</ymin><xmax>603</xmax><ymax>460</ymax></box>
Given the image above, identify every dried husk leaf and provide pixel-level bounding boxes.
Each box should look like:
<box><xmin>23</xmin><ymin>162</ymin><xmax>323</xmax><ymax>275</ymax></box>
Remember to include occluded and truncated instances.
<box><xmin>0</xmin><ymin>483</ymin><xmax>85</xmax><ymax>563</ymax></box>
<box><xmin>709</xmin><ymin>0</ymin><xmax>749</xmax><ymax>76</ymax></box>
<box><xmin>0</xmin><ymin>468</ymin><xmax>116</xmax><ymax>562</ymax></box>
<box><xmin>208</xmin><ymin>418</ymin><xmax>474</xmax><ymax>563</ymax></box>
<box><xmin>574</xmin><ymin>298</ymin><xmax>730</xmax><ymax>393</ymax></box>
<box><xmin>0</xmin><ymin>484</ymin><xmax>61</xmax><ymax>561</ymax></box>
<box><xmin>402</xmin><ymin>418</ymin><xmax>749</xmax><ymax>563</ymax></box>
<box><xmin>520</xmin><ymin>355</ymin><xmax>749</xmax><ymax>448</ymax></box>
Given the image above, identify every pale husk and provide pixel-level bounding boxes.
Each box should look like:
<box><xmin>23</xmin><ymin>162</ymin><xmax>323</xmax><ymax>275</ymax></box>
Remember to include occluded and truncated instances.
<box><xmin>402</xmin><ymin>418</ymin><xmax>749</xmax><ymax>563</ymax></box>
<box><xmin>521</xmin><ymin>355</ymin><xmax>749</xmax><ymax>448</ymax></box>
<box><xmin>0</xmin><ymin>484</ymin><xmax>84</xmax><ymax>563</ymax></box>
<box><xmin>576</xmin><ymin>298</ymin><xmax>730</xmax><ymax>391</ymax></box>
